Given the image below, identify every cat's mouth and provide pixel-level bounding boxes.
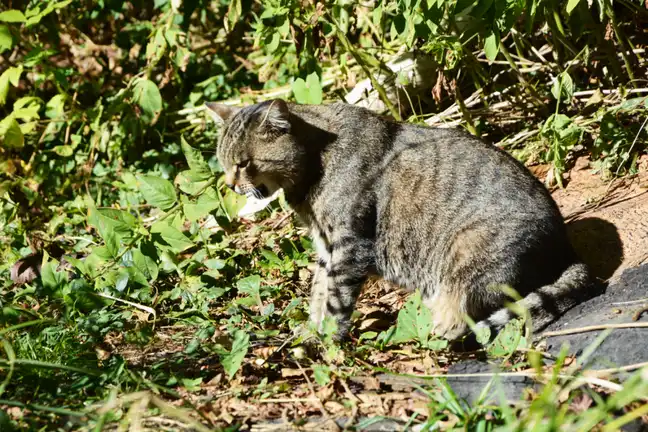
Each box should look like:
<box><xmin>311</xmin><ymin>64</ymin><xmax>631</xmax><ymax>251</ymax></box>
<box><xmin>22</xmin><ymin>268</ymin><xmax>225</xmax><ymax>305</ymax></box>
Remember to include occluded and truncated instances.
<box><xmin>238</xmin><ymin>183</ymin><xmax>270</xmax><ymax>200</ymax></box>
<box><xmin>254</xmin><ymin>184</ymin><xmax>270</xmax><ymax>199</ymax></box>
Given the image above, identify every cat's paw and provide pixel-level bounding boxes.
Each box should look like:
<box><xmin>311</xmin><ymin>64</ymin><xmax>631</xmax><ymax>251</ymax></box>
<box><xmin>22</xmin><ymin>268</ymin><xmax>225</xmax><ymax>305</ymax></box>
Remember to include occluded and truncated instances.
<box><xmin>430</xmin><ymin>308</ymin><xmax>468</xmax><ymax>340</ymax></box>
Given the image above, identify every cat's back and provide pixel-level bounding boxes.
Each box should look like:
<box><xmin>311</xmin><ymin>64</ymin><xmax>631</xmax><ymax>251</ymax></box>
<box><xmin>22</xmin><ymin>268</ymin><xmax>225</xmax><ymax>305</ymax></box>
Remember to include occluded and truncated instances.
<box><xmin>374</xmin><ymin>122</ymin><xmax>562</xmax><ymax>226</ymax></box>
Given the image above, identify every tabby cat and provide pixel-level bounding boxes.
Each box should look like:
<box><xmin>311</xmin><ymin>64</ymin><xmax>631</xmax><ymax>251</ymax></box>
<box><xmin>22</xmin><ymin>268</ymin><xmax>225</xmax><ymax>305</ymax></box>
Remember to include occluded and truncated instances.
<box><xmin>205</xmin><ymin>99</ymin><xmax>590</xmax><ymax>340</ymax></box>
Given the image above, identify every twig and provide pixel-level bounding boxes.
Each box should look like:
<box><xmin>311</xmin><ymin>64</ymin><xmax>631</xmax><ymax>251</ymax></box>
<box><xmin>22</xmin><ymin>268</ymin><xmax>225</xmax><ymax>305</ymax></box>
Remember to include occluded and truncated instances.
<box><xmin>584</xmin><ymin>361</ymin><xmax>648</xmax><ymax>378</ymax></box>
<box><xmin>255</xmin><ymin>397</ymin><xmax>320</xmax><ymax>403</ymax></box>
<box><xmin>295</xmin><ymin>362</ymin><xmax>341</xmax><ymax>432</ymax></box>
<box><xmin>271</xmin><ymin>211</ymin><xmax>294</xmax><ymax>230</ymax></box>
<box><xmin>542</xmin><ymin>323</ymin><xmax>648</xmax><ymax>338</ymax></box>
<box><xmin>611</xmin><ymin>298</ymin><xmax>648</xmax><ymax>306</ymax></box>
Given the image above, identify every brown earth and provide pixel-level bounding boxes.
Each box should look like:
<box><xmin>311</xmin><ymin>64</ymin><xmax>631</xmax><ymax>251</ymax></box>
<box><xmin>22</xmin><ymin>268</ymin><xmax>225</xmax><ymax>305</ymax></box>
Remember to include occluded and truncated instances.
<box><xmin>537</xmin><ymin>156</ymin><xmax>648</xmax><ymax>281</ymax></box>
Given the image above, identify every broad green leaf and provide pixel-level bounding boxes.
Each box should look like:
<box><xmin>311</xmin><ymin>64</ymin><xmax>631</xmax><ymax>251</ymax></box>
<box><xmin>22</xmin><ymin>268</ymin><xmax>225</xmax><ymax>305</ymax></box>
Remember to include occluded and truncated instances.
<box><xmin>0</xmin><ymin>66</ymin><xmax>23</xmax><ymax>105</ymax></box>
<box><xmin>146</xmin><ymin>29</ymin><xmax>167</xmax><ymax>62</ymax></box>
<box><xmin>133</xmin><ymin>79</ymin><xmax>162</xmax><ymax>124</ymax></box>
<box><xmin>0</xmin><ymin>10</ymin><xmax>26</xmax><ymax>23</ymax></box>
<box><xmin>551</xmin><ymin>72</ymin><xmax>574</xmax><ymax>102</ymax></box>
<box><xmin>181</xmin><ymin>135</ymin><xmax>212</xmax><ymax>181</ymax></box>
<box><xmin>390</xmin><ymin>291</ymin><xmax>433</xmax><ymax>346</ymax></box>
<box><xmin>40</xmin><ymin>259</ymin><xmax>68</xmax><ymax>294</ymax></box>
<box><xmin>184</xmin><ymin>187</ymin><xmax>220</xmax><ymax>221</ymax></box>
<box><xmin>45</xmin><ymin>94</ymin><xmax>66</xmax><ymax>119</ymax></box>
<box><xmin>305</xmin><ymin>72</ymin><xmax>323</xmax><ymax>105</ymax></box>
<box><xmin>52</xmin><ymin>145</ymin><xmax>73</xmax><ymax>157</ymax></box>
<box><xmin>566</xmin><ymin>0</ymin><xmax>581</xmax><ymax>15</ymax></box>
<box><xmin>25</xmin><ymin>0</ymin><xmax>72</xmax><ymax>26</ymax></box>
<box><xmin>312</xmin><ymin>364</ymin><xmax>332</xmax><ymax>386</ymax></box>
<box><xmin>222</xmin><ymin>187</ymin><xmax>246</xmax><ymax>219</ymax></box>
<box><xmin>151</xmin><ymin>221</ymin><xmax>194</xmax><ymax>252</ymax></box>
<box><xmin>291</xmin><ymin>72</ymin><xmax>323</xmax><ymax>105</ymax></box>
<box><xmin>236</xmin><ymin>275</ymin><xmax>261</xmax><ymax>297</ymax></box>
<box><xmin>260</xmin><ymin>249</ymin><xmax>282</xmax><ymax>265</ymax></box>
<box><xmin>487</xmin><ymin>318</ymin><xmax>527</xmax><ymax>357</ymax></box>
<box><xmin>137</xmin><ymin>175</ymin><xmax>177</xmax><ymax>210</ymax></box>
<box><xmin>88</xmin><ymin>207</ymin><xmax>136</xmax><ymax>239</ymax></box>
<box><xmin>181</xmin><ymin>377</ymin><xmax>203</xmax><ymax>392</ymax></box>
<box><xmin>104</xmin><ymin>229</ymin><xmax>120</xmax><ymax>259</ymax></box>
<box><xmin>483</xmin><ymin>30</ymin><xmax>500</xmax><ymax>62</ymax></box>
<box><xmin>220</xmin><ymin>330</ymin><xmax>249</xmax><ymax>379</ymax></box>
<box><xmin>0</xmin><ymin>118</ymin><xmax>24</xmax><ymax>149</ymax></box>
<box><xmin>175</xmin><ymin>170</ymin><xmax>211</xmax><ymax>195</ymax></box>
<box><xmin>226</xmin><ymin>0</ymin><xmax>242</xmax><ymax>32</ymax></box>
<box><xmin>132</xmin><ymin>248</ymin><xmax>159</xmax><ymax>281</ymax></box>
<box><xmin>0</xmin><ymin>25</ymin><xmax>12</xmax><ymax>53</ymax></box>
<box><xmin>115</xmin><ymin>269</ymin><xmax>129</xmax><ymax>292</ymax></box>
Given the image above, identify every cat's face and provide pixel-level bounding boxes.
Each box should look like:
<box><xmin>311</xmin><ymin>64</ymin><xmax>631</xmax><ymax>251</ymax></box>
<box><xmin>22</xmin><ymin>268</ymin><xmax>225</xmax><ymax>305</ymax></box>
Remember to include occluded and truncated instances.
<box><xmin>205</xmin><ymin>99</ymin><xmax>304</xmax><ymax>200</ymax></box>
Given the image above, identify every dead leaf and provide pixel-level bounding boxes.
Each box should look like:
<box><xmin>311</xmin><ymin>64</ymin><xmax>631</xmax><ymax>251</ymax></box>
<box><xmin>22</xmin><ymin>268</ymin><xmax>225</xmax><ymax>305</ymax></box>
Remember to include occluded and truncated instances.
<box><xmin>10</xmin><ymin>253</ymin><xmax>42</xmax><ymax>285</ymax></box>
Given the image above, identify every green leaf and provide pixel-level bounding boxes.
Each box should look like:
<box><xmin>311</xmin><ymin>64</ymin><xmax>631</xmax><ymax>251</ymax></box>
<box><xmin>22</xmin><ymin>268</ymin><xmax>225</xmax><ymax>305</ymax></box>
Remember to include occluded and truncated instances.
<box><xmin>390</xmin><ymin>291</ymin><xmax>433</xmax><ymax>346</ymax></box>
<box><xmin>226</xmin><ymin>0</ymin><xmax>242</xmax><ymax>33</ymax></box>
<box><xmin>40</xmin><ymin>259</ymin><xmax>68</xmax><ymax>294</ymax></box>
<box><xmin>312</xmin><ymin>364</ymin><xmax>332</xmax><ymax>386</ymax></box>
<box><xmin>487</xmin><ymin>318</ymin><xmax>527</xmax><ymax>357</ymax></box>
<box><xmin>0</xmin><ymin>66</ymin><xmax>23</xmax><ymax>105</ymax></box>
<box><xmin>137</xmin><ymin>175</ymin><xmax>177</xmax><ymax>210</ymax></box>
<box><xmin>291</xmin><ymin>72</ymin><xmax>323</xmax><ymax>105</ymax></box>
<box><xmin>181</xmin><ymin>135</ymin><xmax>212</xmax><ymax>181</ymax></box>
<box><xmin>0</xmin><ymin>25</ymin><xmax>12</xmax><ymax>53</ymax></box>
<box><xmin>180</xmin><ymin>377</ymin><xmax>203</xmax><ymax>392</ymax></box>
<box><xmin>566</xmin><ymin>0</ymin><xmax>581</xmax><ymax>15</ymax></box>
<box><xmin>0</xmin><ymin>118</ymin><xmax>24</xmax><ymax>149</ymax></box>
<box><xmin>151</xmin><ymin>221</ymin><xmax>194</xmax><ymax>252</ymax></box>
<box><xmin>88</xmin><ymin>207</ymin><xmax>136</xmax><ymax>239</ymax></box>
<box><xmin>220</xmin><ymin>330</ymin><xmax>249</xmax><ymax>379</ymax></box>
<box><xmin>24</xmin><ymin>0</ymin><xmax>72</xmax><ymax>26</ymax></box>
<box><xmin>184</xmin><ymin>188</ymin><xmax>220</xmax><ymax>221</ymax></box>
<box><xmin>0</xmin><ymin>10</ymin><xmax>26</xmax><ymax>23</ymax></box>
<box><xmin>45</xmin><ymin>94</ymin><xmax>65</xmax><ymax>119</ymax></box>
<box><xmin>236</xmin><ymin>275</ymin><xmax>261</xmax><ymax>297</ymax></box>
<box><xmin>260</xmin><ymin>249</ymin><xmax>282</xmax><ymax>265</ymax></box>
<box><xmin>104</xmin><ymin>229</ymin><xmax>120</xmax><ymax>259</ymax></box>
<box><xmin>131</xmin><ymin>247</ymin><xmax>159</xmax><ymax>281</ymax></box>
<box><xmin>175</xmin><ymin>170</ymin><xmax>212</xmax><ymax>195</ymax></box>
<box><xmin>483</xmin><ymin>29</ymin><xmax>500</xmax><ymax>62</ymax></box>
<box><xmin>551</xmin><ymin>72</ymin><xmax>574</xmax><ymax>102</ymax></box>
<box><xmin>133</xmin><ymin>79</ymin><xmax>162</xmax><ymax>124</ymax></box>
<box><xmin>52</xmin><ymin>145</ymin><xmax>73</xmax><ymax>157</ymax></box>
<box><xmin>145</xmin><ymin>29</ymin><xmax>167</xmax><ymax>62</ymax></box>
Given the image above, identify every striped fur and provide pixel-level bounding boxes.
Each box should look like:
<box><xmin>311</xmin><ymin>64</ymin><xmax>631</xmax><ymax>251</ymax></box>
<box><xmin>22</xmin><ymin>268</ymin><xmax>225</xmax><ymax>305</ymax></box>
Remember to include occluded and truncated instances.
<box><xmin>206</xmin><ymin>100</ymin><xmax>591</xmax><ymax>341</ymax></box>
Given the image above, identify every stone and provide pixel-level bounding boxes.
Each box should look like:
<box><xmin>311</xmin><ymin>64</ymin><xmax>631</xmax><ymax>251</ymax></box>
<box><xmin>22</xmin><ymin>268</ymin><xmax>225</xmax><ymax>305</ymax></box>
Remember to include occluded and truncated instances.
<box><xmin>544</xmin><ymin>263</ymin><xmax>648</xmax><ymax>369</ymax></box>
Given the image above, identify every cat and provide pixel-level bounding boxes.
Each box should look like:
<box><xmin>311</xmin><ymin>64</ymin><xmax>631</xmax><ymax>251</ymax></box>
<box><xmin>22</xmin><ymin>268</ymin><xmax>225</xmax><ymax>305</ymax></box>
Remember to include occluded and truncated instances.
<box><xmin>205</xmin><ymin>99</ymin><xmax>590</xmax><ymax>341</ymax></box>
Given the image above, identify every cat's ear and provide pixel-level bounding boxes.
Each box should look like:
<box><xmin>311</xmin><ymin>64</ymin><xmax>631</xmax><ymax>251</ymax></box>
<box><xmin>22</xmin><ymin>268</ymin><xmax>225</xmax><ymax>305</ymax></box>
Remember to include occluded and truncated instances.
<box><xmin>204</xmin><ymin>102</ymin><xmax>240</xmax><ymax>124</ymax></box>
<box><xmin>260</xmin><ymin>99</ymin><xmax>291</xmax><ymax>133</ymax></box>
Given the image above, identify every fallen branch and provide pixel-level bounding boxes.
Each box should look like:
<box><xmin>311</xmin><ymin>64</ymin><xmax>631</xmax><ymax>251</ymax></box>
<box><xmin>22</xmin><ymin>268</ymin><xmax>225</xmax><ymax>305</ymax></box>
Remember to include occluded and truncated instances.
<box><xmin>542</xmin><ymin>322</ymin><xmax>648</xmax><ymax>338</ymax></box>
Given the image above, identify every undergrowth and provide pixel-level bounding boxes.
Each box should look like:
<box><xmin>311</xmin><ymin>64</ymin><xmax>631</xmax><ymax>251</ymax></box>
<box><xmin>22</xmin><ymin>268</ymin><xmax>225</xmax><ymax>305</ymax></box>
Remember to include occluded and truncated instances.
<box><xmin>1</xmin><ymin>0</ymin><xmax>647</xmax><ymax>430</ymax></box>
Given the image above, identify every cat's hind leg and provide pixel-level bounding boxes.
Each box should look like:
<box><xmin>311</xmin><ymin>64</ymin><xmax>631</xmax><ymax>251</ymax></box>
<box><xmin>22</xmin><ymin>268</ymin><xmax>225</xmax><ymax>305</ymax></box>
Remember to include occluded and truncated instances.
<box><xmin>424</xmin><ymin>291</ymin><xmax>469</xmax><ymax>340</ymax></box>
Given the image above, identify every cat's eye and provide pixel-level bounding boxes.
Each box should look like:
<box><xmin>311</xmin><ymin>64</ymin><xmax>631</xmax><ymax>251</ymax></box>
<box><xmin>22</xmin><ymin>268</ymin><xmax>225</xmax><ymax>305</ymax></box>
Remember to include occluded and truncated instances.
<box><xmin>237</xmin><ymin>160</ymin><xmax>250</xmax><ymax>169</ymax></box>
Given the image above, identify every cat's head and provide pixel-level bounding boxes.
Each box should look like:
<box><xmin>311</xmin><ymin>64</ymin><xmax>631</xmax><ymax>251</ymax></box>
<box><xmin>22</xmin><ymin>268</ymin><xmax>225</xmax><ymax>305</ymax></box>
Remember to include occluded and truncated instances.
<box><xmin>205</xmin><ymin>99</ymin><xmax>304</xmax><ymax>200</ymax></box>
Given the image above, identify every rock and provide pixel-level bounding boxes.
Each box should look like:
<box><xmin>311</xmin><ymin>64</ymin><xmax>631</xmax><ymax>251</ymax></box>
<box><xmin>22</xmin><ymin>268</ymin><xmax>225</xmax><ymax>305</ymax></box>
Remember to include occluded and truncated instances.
<box><xmin>444</xmin><ymin>360</ymin><xmax>537</xmax><ymax>405</ymax></box>
<box><xmin>544</xmin><ymin>263</ymin><xmax>648</xmax><ymax>369</ymax></box>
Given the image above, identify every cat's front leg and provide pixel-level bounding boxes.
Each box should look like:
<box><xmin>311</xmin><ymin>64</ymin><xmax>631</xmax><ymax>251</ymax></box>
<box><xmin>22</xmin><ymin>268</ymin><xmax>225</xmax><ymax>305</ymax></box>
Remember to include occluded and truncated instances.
<box><xmin>309</xmin><ymin>259</ymin><xmax>329</xmax><ymax>330</ymax></box>
<box><xmin>323</xmin><ymin>232</ymin><xmax>373</xmax><ymax>338</ymax></box>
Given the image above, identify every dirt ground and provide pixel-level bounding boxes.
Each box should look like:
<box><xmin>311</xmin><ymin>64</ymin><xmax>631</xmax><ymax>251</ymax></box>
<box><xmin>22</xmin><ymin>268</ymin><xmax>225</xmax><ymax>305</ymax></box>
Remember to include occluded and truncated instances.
<box><xmin>535</xmin><ymin>156</ymin><xmax>648</xmax><ymax>281</ymax></box>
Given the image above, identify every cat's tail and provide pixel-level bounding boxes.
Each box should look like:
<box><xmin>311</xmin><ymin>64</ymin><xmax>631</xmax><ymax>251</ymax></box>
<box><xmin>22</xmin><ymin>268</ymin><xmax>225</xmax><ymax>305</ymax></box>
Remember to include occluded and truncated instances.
<box><xmin>474</xmin><ymin>262</ymin><xmax>590</xmax><ymax>339</ymax></box>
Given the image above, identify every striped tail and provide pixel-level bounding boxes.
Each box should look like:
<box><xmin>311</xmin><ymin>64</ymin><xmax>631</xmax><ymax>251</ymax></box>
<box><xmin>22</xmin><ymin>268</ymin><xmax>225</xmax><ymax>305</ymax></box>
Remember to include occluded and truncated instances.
<box><xmin>474</xmin><ymin>262</ymin><xmax>590</xmax><ymax>340</ymax></box>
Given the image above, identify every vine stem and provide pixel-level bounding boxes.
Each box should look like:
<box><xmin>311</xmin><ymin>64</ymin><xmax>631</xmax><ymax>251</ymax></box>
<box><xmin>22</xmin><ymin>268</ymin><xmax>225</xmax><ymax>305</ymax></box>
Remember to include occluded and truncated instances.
<box><xmin>327</xmin><ymin>14</ymin><xmax>402</xmax><ymax>121</ymax></box>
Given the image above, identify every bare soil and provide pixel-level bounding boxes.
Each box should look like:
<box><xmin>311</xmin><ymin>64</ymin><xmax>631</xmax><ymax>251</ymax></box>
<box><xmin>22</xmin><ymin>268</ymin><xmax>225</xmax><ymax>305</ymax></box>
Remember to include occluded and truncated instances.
<box><xmin>541</xmin><ymin>156</ymin><xmax>648</xmax><ymax>281</ymax></box>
